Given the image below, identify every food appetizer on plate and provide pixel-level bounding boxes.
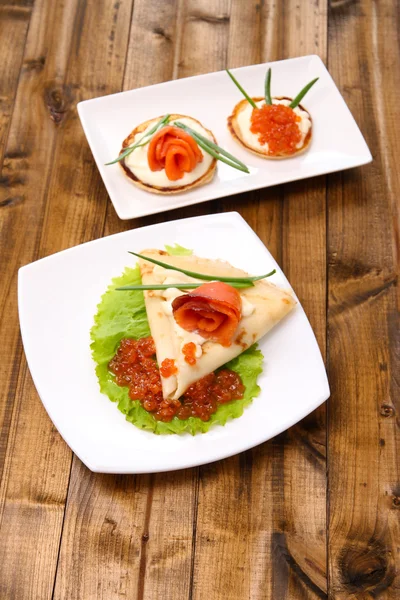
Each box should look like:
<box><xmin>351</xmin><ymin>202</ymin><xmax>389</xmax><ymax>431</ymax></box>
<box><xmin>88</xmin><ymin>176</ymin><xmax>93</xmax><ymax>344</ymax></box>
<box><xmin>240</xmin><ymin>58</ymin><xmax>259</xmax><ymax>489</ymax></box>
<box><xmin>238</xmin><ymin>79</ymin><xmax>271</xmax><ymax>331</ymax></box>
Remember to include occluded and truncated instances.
<box><xmin>226</xmin><ymin>68</ymin><xmax>318</xmax><ymax>159</ymax></box>
<box><xmin>91</xmin><ymin>245</ymin><xmax>296</xmax><ymax>434</ymax></box>
<box><xmin>106</xmin><ymin>114</ymin><xmax>249</xmax><ymax>194</ymax></box>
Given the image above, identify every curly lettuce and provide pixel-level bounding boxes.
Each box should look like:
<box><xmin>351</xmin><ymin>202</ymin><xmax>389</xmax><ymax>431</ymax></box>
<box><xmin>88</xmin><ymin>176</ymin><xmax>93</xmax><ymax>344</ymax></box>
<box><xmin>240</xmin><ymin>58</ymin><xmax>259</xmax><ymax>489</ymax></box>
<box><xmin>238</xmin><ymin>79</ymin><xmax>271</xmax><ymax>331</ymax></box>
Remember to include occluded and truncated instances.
<box><xmin>90</xmin><ymin>252</ymin><xmax>264</xmax><ymax>435</ymax></box>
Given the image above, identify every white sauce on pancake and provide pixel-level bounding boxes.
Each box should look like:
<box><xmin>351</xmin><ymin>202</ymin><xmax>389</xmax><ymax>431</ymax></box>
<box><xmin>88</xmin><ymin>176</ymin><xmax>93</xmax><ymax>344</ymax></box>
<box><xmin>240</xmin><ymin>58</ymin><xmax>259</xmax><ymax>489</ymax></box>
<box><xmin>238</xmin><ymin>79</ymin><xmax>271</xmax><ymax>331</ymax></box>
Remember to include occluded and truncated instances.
<box><xmin>161</xmin><ymin>281</ymin><xmax>206</xmax><ymax>359</ymax></box>
<box><xmin>241</xmin><ymin>295</ymin><xmax>255</xmax><ymax>317</ymax></box>
<box><xmin>236</xmin><ymin>98</ymin><xmax>311</xmax><ymax>154</ymax></box>
<box><xmin>124</xmin><ymin>117</ymin><xmax>214</xmax><ymax>187</ymax></box>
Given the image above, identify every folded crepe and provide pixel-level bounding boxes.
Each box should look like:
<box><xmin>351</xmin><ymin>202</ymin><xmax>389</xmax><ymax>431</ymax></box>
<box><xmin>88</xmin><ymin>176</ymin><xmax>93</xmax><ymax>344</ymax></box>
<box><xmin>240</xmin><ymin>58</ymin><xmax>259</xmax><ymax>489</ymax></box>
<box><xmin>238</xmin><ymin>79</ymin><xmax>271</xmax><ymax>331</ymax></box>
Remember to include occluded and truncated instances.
<box><xmin>139</xmin><ymin>250</ymin><xmax>296</xmax><ymax>400</ymax></box>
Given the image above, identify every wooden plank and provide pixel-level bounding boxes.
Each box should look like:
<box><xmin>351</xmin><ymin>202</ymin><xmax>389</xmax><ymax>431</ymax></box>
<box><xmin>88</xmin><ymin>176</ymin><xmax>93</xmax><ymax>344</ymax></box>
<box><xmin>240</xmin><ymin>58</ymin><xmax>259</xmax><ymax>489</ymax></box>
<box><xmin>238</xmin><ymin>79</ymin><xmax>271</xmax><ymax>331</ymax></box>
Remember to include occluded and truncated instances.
<box><xmin>38</xmin><ymin>0</ymin><xmax>134</xmax><ymax>257</ymax></box>
<box><xmin>278</xmin><ymin>2</ymin><xmax>328</xmax><ymax>598</ymax></box>
<box><xmin>53</xmin><ymin>461</ymin><xmax>149</xmax><ymax>600</ymax></box>
<box><xmin>123</xmin><ymin>0</ymin><xmax>183</xmax><ymax>88</ymax></box>
<box><xmin>0</xmin><ymin>0</ymin><xmax>33</xmax><ymax>159</ymax></box>
<box><xmin>0</xmin><ymin>0</ymin><xmax>79</xmax><ymax>479</ymax></box>
<box><xmin>0</xmin><ymin>0</ymin><xmax>134</xmax><ymax>598</ymax></box>
<box><xmin>54</xmin><ymin>462</ymin><xmax>197</xmax><ymax>600</ymax></box>
<box><xmin>328</xmin><ymin>0</ymin><xmax>400</xmax><ymax>598</ymax></box>
<box><xmin>177</xmin><ymin>0</ymin><xmax>230</xmax><ymax>79</ymax></box>
<box><xmin>52</xmin><ymin>2</ymin><xmax>199</xmax><ymax>599</ymax></box>
<box><xmin>0</xmin><ymin>365</ymin><xmax>72</xmax><ymax>600</ymax></box>
<box><xmin>0</xmin><ymin>0</ymin><xmax>34</xmax><ymax>474</ymax></box>
<box><xmin>191</xmin><ymin>1</ymin><xmax>328</xmax><ymax>599</ymax></box>
<box><xmin>0</xmin><ymin>0</ymin><xmax>80</xmax><ymax>495</ymax></box>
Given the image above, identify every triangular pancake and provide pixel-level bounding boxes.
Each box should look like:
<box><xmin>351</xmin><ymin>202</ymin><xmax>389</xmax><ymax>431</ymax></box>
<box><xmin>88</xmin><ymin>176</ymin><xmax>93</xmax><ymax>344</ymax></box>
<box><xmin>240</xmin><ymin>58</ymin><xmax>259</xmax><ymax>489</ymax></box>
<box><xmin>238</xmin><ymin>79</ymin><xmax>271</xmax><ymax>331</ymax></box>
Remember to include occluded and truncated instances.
<box><xmin>139</xmin><ymin>249</ymin><xmax>296</xmax><ymax>400</ymax></box>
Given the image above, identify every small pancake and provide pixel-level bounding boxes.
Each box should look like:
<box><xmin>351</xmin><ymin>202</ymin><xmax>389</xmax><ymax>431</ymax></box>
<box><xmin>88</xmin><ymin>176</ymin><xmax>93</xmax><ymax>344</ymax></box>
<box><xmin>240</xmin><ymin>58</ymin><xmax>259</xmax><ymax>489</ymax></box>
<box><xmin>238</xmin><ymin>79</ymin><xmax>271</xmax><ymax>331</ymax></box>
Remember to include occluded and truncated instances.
<box><xmin>227</xmin><ymin>97</ymin><xmax>312</xmax><ymax>160</ymax></box>
<box><xmin>120</xmin><ymin>114</ymin><xmax>217</xmax><ymax>194</ymax></box>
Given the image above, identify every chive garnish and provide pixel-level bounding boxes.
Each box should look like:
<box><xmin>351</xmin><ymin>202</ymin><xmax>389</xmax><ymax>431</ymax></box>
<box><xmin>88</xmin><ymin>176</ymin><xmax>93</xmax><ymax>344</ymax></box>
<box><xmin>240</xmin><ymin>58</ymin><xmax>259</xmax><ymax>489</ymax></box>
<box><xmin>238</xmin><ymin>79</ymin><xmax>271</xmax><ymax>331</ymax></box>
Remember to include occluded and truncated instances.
<box><xmin>105</xmin><ymin>114</ymin><xmax>170</xmax><ymax>165</ymax></box>
<box><xmin>289</xmin><ymin>78</ymin><xmax>319</xmax><ymax>109</ymax></box>
<box><xmin>174</xmin><ymin>122</ymin><xmax>250</xmax><ymax>173</ymax></box>
<box><xmin>226</xmin><ymin>69</ymin><xmax>257</xmax><ymax>109</ymax></box>
<box><xmin>264</xmin><ymin>68</ymin><xmax>272</xmax><ymax>105</ymax></box>
<box><xmin>129</xmin><ymin>251</ymin><xmax>276</xmax><ymax>283</ymax></box>
<box><xmin>190</xmin><ymin>135</ymin><xmax>249</xmax><ymax>174</ymax></box>
<box><xmin>116</xmin><ymin>282</ymin><xmax>253</xmax><ymax>291</ymax></box>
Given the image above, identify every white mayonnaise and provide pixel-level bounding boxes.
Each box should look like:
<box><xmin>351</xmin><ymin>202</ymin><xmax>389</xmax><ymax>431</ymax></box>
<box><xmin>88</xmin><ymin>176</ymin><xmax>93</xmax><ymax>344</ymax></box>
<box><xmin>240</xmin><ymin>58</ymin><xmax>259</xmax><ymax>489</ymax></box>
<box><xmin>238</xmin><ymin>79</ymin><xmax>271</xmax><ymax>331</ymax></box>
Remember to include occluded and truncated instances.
<box><xmin>241</xmin><ymin>295</ymin><xmax>255</xmax><ymax>317</ymax></box>
<box><xmin>160</xmin><ymin>278</ymin><xmax>206</xmax><ymax>359</ymax></box>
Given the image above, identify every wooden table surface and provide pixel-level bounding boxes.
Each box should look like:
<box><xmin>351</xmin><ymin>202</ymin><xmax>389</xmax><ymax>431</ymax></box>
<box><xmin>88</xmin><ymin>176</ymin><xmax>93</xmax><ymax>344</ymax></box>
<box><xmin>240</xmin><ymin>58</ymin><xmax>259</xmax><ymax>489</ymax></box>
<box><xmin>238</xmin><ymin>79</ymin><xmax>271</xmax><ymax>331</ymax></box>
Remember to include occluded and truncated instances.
<box><xmin>1</xmin><ymin>0</ymin><xmax>399</xmax><ymax>598</ymax></box>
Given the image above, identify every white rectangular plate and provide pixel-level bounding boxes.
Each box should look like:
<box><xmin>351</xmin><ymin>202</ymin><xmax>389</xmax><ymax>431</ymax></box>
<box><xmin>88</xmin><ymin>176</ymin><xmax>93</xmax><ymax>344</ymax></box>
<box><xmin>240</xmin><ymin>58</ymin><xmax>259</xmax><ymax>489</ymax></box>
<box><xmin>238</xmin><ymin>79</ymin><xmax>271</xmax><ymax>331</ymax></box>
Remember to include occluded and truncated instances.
<box><xmin>19</xmin><ymin>212</ymin><xmax>329</xmax><ymax>473</ymax></box>
<box><xmin>78</xmin><ymin>55</ymin><xmax>371</xmax><ymax>220</ymax></box>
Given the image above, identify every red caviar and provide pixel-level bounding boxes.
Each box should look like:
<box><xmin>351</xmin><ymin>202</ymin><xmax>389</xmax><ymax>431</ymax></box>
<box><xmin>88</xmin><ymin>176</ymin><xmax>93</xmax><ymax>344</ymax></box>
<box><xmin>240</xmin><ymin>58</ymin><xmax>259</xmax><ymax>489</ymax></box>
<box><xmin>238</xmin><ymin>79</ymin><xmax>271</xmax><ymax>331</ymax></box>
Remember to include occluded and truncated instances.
<box><xmin>181</xmin><ymin>370</ymin><xmax>245</xmax><ymax>421</ymax></box>
<box><xmin>182</xmin><ymin>342</ymin><xmax>197</xmax><ymax>365</ymax></box>
<box><xmin>109</xmin><ymin>337</ymin><xmax>245</xmax><ymax>422</ymax></box>
<box><xmin>250</xmin><ymin>103</ymin><xmax>302</xmax><ymax>155</ymax></box>
<box><xmin>160</xmin><ymin>358</ymin><xmax>178</xmax><ymax>377</ymax></box>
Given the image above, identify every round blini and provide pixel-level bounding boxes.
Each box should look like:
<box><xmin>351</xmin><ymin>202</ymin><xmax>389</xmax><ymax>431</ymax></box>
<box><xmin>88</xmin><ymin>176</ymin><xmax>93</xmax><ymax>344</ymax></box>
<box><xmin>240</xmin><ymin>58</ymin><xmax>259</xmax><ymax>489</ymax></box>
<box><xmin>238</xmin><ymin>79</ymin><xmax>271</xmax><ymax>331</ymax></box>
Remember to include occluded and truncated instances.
<box><xmin>227</xmin><ymin>97</ymin><xmax>312</xmax><ymax>159</ymax></box>
<box><xmin>119</xmin><ymin>114</ymin><xmax>217</xmax><ymax>194</ymax></box>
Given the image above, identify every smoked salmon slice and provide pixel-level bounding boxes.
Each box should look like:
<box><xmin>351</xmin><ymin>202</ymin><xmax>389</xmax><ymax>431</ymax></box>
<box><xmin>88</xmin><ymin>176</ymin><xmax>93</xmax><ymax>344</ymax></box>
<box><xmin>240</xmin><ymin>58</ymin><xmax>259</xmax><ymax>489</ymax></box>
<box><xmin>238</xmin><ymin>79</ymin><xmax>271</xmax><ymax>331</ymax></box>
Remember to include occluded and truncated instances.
<box><xmin>172</xmin><ymin>282</ymin><xmax>242</xmax><ymax>347</ymax></box>
<box><xmin>148</xmin><ymin>126</ymin><xmax>203</xmax><ymax>181</ymax></box>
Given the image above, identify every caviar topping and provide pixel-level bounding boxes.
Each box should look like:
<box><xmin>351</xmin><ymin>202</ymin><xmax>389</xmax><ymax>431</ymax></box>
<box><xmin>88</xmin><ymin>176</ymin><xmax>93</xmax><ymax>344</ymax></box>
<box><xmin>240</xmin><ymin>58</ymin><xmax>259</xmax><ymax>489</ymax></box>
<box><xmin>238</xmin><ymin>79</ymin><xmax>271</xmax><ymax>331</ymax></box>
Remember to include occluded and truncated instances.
<box><xmin>160</xmin><ymin>358</ymin><xmax>178</xmax><ymax>377</ymax></box>
<box><xmin>250</xmin><ymin>103</ymin><xmax>302</xmax><ymax>155</ymax></box>
<box><xmin>109</xmin><ymin>337</ymin><xmax>245</xmax><ymax>422</ymax></box>
<box><xmin>182</xmin><ymin>342</ymin><xmax>197</xmax><ymax>365</ymax></box>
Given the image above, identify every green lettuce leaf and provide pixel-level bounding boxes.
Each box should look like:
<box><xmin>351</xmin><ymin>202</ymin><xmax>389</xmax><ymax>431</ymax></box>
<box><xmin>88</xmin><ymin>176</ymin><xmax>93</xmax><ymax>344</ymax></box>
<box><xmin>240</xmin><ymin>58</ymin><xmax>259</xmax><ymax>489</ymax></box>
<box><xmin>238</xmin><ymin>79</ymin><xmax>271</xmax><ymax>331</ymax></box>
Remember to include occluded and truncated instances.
<box><xmin>90</xmin><ymin>251</ymin><xmax>264</xmax><ymax>435</ymax></box>
<box><xmin>164</xmin><ymin>243</ymin><xmax>193</xmax><ymax>256</ymax></box>
<box><xmin>91</xmin><ymin>267</ymin><xmax>150</xmax><ymax>364</ymax></box>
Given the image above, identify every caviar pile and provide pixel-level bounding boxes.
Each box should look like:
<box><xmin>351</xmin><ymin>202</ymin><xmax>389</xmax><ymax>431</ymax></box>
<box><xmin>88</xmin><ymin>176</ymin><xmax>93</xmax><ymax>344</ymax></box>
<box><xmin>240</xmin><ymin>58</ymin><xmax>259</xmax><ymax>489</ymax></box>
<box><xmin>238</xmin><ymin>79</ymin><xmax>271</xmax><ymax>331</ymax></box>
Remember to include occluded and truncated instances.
<box><xmin>108</xmin><ymin>337</ymin><xmax>245</xmax><ymax>422</ymax></box>
<box><xmin>250</xmin><ymin>103</ymin><xmax>302</xmax><ymax>155</ymax></box>
<box><xmin>178</xmin><ymin>370</ymin><xmax>245</xmax><ymax>421</ymax></box>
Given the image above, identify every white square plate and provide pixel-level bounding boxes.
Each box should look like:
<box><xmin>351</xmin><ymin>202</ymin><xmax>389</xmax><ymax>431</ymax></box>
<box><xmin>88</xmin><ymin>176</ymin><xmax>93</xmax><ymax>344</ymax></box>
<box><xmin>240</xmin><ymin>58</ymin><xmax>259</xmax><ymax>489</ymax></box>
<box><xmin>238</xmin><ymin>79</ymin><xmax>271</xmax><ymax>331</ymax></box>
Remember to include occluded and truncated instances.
<box><xmin>78</xmin><ymin>55</ymin><xmax>371</xmax><ymax>220</ymax></box>
<box><xmin>18</xmin><ymin>212</ymin><xmax>329</xmax><ymax>473</ymax></box>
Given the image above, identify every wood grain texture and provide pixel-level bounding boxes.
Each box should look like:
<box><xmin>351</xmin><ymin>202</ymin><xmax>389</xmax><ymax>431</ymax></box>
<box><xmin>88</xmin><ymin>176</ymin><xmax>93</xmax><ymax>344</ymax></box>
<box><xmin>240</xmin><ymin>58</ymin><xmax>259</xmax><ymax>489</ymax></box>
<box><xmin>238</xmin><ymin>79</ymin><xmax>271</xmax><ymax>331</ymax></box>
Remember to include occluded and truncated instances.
<box><xmin>178</xmin><ymin>0</ymin><xmax>230</xmax><ymax>78</ymax></box>
<box><xmin>0</xmin><ymin>0</ymin><xmax>33</xmax><ymax>159</ymax></box>
<box><xmin>328</xmin><ymin>0</ymin><xmax>400</xmax><ymax>598</ymax></box>
<box><xmin>175</xmin><ymin>2</ymin><xmax>328</xmax><ymax>600</ymax></box>
<box><xmin>170</xmin><ymin>5</ymin><xmax>278</xmax><ymax>600</ymax></box>
<box><xmin>279</xmin><ymin>2</ymin><xmax>328</xmax><ymax>598</ymax></box>
<box><xmin>38</xmin><ymin>0</ymin><xmax>134</xmax><ymax>257</ymax></box>
<box><xmin>0</xmin><ymin>0</ymin><xmax>79</xmax><ymax>479</ymax></box>
<box><xmin>0</xmin><ymin>0</ymin><xmax>134</xmax><ymax>598</ymax></box>
<box><xmin>123</xmin><ymin>0</ymin><xmax>183</xmax><ymax>88</ymax></box>
<box><xmin>0</xmin><ymin>3</ymin><xmax>84</xmax><ymax>596</ymax></box>
<box><xmin>0</xmin><ymin>0</ymin><xmax>398</xmax><ymax>598</ymax></box>
<box><xmin>53</xmin><ymin>2</ymin><xmax>199</xmax><ymax>599</ymax></box>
